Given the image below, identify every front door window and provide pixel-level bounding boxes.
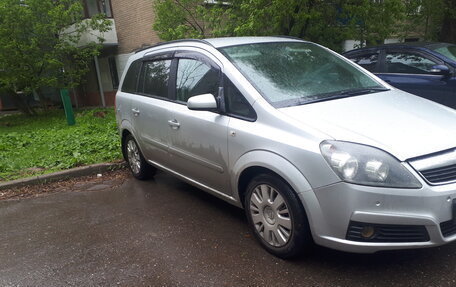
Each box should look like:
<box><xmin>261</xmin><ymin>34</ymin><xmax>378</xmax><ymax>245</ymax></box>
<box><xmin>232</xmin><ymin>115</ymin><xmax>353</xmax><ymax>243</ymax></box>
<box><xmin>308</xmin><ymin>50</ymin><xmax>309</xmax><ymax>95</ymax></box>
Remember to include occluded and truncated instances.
<box><xmin>385</xmin><ymin>52</ymin><xmax>438</xmax><ymax>74</ymax></box>
<box><xmin>175</xmin><ymin>59</ymin><xmax>219</xmax><ymax>103</ymax></box>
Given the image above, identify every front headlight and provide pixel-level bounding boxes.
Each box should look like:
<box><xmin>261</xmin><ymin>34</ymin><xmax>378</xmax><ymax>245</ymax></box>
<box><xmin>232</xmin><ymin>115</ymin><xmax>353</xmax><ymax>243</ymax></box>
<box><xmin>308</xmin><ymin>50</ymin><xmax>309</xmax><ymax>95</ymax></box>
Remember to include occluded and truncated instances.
<box><xmin>320</xmin><ymin>140</ymin><xmax>421</xmax><ymax>188</ymax></box>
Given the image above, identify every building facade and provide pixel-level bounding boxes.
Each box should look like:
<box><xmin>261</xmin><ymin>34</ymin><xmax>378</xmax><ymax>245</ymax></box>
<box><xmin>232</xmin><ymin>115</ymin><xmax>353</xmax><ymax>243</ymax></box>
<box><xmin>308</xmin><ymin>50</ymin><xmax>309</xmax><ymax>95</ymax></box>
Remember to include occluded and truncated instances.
<box><xmin>0</xmin><ymin>0</ymin><xmax>160</xmax><ymax>111</ymax></box>
<box><xmin>75</xmin><ymin>0</ymin><xmax>161</xmax><ymax>108</ymax></box>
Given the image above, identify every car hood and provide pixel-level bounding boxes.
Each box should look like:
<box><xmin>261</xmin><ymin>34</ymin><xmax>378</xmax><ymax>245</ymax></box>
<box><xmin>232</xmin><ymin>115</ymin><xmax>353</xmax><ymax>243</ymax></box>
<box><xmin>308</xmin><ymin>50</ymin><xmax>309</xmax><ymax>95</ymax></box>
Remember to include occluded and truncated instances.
<box><xmin>279</xmin><ymin>90</ymin><xmax>456</xmax><ymax>161</ymax></box>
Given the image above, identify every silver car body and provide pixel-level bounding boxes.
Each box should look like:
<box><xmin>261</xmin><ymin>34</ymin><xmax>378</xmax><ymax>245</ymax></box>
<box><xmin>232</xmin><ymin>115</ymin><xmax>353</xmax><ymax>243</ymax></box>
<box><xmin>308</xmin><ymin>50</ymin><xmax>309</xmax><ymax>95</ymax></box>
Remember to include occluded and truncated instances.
<box><xmin>116</xmin><ymin>37</ymin><xmax>456</xmax><ymax>253</ymax></box>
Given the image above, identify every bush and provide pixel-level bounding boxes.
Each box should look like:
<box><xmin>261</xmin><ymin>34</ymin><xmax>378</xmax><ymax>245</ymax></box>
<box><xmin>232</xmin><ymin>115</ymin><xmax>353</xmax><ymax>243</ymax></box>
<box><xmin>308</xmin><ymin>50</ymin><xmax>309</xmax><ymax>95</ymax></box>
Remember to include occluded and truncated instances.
<box><xmin>0</xmin><ymin>108</ymin><xmax>122</xmax><ymax>181</ymax></box>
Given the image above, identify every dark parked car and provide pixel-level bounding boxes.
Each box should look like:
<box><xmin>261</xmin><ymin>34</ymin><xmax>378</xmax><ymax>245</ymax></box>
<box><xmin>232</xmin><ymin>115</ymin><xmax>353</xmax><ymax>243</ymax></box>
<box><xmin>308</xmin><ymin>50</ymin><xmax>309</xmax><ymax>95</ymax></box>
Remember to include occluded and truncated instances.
<box><xmin>343</xmin><ymin>42</ymin><xmax>456</xmax><ymax>108</ymax></box>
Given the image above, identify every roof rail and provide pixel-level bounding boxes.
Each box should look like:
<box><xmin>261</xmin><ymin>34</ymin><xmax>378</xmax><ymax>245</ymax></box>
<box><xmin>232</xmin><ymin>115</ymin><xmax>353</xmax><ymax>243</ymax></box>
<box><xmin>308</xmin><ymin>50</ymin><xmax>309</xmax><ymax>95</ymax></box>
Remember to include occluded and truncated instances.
<box><xmin>134</xmin><ymin>39</ymin><xmax>214</xmax><ymax>53</ymax></box>
<box><xmin>274</xmin><ymin>35</ymin><xmax>305</xmax><ymax>41</ymax></box>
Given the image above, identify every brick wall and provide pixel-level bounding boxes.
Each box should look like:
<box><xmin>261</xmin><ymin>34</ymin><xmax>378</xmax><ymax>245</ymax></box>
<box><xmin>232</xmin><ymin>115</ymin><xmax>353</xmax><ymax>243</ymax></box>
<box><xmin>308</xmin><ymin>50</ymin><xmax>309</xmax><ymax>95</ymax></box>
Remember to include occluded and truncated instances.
<box><xmin>110</xmin><ymin>0</ymin><xmax>161</xmax><ymax>54</ymax></box>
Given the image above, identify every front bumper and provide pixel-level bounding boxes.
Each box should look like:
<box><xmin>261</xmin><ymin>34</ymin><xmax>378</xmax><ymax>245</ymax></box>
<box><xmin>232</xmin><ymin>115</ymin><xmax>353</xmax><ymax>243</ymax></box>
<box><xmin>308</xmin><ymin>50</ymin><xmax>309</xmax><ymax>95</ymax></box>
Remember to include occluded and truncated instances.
<box><xmin>301</xmin><ymin>181</ymin><xmax>456</xmax><ymax>253</ymax></box>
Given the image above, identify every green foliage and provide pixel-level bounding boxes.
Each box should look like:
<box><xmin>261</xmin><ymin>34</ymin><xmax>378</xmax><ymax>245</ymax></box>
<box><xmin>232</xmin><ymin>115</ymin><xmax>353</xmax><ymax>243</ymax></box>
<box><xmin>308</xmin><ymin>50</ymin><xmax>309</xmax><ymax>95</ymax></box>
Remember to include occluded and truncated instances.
<box><xmin>0</xmin><ymin>108</ymin><xmax>122</xmax><ymax>181</ymax></box>
<box><xmin>343</xmin><ymin>0</ymin><xmax>406</xmax><ymax>47</ymax></box>
<box><xmin>0</xmin><ymin>0</ymin><xmax>112</xmax><ymax>113</ymax></box>
<box><xmin>153</xmin><ymin>0</ymin><xmax>455</xmax><ymax>51</ymax></box>
<box><xmin>402</xmin><ymin>0</ymin><xmax>446</xmax><ymax>41</ymax></box>
<box><xmin>153</xmin><ymin>0</ymin><xmax>348</xmax><ymax>50</ymax></box>
<box><xmin>153</xmin><ymin>0</ymin><xmax>207</xmax><ymax>40</ymax></box>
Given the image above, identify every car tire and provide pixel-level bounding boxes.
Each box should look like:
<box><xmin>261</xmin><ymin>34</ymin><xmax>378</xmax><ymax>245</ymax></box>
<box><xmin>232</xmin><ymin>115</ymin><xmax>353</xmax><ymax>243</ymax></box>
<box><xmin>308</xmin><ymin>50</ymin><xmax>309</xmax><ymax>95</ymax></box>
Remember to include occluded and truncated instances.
<box><xmin>244</xmin><ymin>173</ymin><xmax>312</xmax><ymax>258</ymax></box>
<box><xmin>123</xmin><ymin>134</ymin><xmax>156</xmax><ymax>180</ymax></box>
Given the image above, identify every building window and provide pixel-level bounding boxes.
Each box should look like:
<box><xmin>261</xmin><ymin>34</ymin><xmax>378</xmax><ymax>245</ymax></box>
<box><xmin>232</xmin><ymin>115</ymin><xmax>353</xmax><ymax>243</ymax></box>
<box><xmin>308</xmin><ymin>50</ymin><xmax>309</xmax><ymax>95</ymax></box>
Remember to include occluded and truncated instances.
<box><xmin>108</xmin><ymin>57</ymin><xmax>119</xmax><ymax>89</ymax></box>
<box><xmin>84</xmin><ymin>0</ymin><xmax>113</xmax><ymax>18</ymax></box>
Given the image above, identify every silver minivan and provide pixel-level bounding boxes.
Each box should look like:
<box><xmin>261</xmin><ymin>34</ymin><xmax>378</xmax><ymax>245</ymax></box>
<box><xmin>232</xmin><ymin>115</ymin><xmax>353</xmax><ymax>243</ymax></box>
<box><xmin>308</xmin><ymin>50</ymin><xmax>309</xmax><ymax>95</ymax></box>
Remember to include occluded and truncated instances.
<box><xmin>116</xmin><ymin>37</ymin><xmax>456</xmax><ymax>258</ymax></box>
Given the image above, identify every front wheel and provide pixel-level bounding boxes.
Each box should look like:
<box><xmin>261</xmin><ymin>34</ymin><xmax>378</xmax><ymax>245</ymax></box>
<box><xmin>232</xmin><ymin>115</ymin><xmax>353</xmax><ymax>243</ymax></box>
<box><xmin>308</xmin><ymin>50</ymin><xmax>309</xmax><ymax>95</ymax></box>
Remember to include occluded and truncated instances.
<box><xmin>123</xmin><ymin>134</ymin><xmax>156</xmax><ymax>180</ymax></box>
<box><xmin>244</xmin><ymin>174</ymin><xmax>312</xmax><ymax>258</ymax></box>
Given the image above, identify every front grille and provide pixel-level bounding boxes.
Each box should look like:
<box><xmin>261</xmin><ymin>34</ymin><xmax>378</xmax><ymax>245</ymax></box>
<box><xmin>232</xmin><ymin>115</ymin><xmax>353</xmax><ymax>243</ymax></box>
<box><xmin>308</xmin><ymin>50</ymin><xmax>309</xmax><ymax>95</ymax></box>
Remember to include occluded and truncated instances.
<box><xmin>346</xmin><ymin>221</ymin><xmax>430</xmax><ymax>243</ymax></box>
<box><xmin>409</xmin><ymin>148</ymin><xmax>456</xmax><ymax>185</ymax></box>
<box><xmin>420</xmin><ymin>164</ymin><xmax>456</xmax><ymax>184</ymax></box>
<box><xmin>440</xmin><ymin>220</ymin><xmax>456</xmax><ymax>237</ymax></box>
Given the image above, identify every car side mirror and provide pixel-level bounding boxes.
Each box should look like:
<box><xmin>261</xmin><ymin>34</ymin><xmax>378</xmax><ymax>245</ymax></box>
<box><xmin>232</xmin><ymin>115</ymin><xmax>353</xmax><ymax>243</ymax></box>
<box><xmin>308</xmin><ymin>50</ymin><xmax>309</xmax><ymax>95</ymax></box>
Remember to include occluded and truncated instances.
<box><xmin>187</xmin><ymin>93</ymin><xmax>218</xmax><ymax>111</ymax></box>
<box><xmin>430</xmin><ymin>64</ymin><xmax>451</xmax><ymax>76</ymax></box>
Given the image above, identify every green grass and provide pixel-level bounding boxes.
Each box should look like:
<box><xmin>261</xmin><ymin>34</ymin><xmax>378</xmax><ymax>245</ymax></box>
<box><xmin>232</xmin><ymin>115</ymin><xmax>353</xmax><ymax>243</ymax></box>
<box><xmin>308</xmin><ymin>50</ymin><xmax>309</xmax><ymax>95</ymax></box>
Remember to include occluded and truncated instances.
<box><xmin>0</xmin><ymin>108</ymin><xmax>122</xmax><ymax>181</ymax></box>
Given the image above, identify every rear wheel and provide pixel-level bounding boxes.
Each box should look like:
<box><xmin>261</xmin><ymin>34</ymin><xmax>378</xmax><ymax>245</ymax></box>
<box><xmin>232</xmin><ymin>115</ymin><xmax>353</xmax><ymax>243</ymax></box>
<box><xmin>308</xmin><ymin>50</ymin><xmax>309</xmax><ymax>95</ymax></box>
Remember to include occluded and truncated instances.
<box><xmin>123</xmin><ymin>134</ymin><xmax>156</xmax><ymax>180</ymax></box>
<box><xmin>244</xmin><ymin>174</ymin><xmax>312</xmax><ymax>258</ymax></box>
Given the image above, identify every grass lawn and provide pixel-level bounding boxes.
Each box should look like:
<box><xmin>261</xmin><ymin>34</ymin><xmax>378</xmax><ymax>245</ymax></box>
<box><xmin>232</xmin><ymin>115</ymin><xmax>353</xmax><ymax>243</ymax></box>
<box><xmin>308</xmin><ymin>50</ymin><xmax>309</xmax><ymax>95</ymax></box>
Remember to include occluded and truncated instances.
<box><xmin>0</xmin><ymin>108</ymin><xmax>122</xmax><ymax>181</ymax></box>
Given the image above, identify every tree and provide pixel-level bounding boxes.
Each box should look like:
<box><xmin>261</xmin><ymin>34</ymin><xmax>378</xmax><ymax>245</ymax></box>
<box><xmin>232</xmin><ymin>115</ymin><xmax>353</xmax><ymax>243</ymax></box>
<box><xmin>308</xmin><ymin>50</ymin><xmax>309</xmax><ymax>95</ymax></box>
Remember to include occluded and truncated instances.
<box><xmin>342</xmin><ymin>0</ymin><xmax>406</xmax><ymax>47</ymax></box>
<box><xmin>153</xmin><ymin>0</ymin><xmax>349</xmax><ymax>51</ymax></box>
<box><xmin>153</xmin><ymin>0</ymin><xmax>456</xmax><ymax>52</ymax></box>
<box><xmin>401</xmin><ymin>0</ymin><xmax>444</xmax><ymax>41</ymax></box>
<box><xmin>437</xmin><ymin>0</ymin><xmax>456</xmax><ymax>43</ymax></box>
<box><xmin>0</xmin><ymin>0</ymin><xmax>111</xmax><ymax>115</ymax></box>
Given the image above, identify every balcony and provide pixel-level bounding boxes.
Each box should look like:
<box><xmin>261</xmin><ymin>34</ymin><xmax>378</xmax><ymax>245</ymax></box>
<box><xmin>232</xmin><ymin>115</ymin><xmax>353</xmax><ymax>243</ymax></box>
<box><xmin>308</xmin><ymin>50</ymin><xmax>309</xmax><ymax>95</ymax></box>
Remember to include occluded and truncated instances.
<box><xmin>62</xmin><ymin>18</ymin><xmax>118</xmax><ymax>48</ymax></box>
<box><xmin>62</xmin><ymin>0</ymin><xmax>117</xmax><ymax>47</ymax></box>
<box><xmin>79</xmin><ymin>18</ymin><xmax>117</xmax><ymax>47</ymax></box>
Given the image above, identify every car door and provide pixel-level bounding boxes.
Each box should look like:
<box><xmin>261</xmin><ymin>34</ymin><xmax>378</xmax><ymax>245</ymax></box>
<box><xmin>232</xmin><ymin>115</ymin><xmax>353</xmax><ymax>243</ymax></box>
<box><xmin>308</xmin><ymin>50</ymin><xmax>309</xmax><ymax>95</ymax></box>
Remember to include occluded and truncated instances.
<box><xmin>166</xmin><ymin>51</ymin><xmax>232</xmax><ymax>195</ymax></box>
<box><xmin>377</xmin><ymin>49</ymin><xmax>454</xmax><ymax>107</ymax></box>
<box><xmin>130</xmin><ymin>54</ymin><xmax>175</xmax><ymax>166</ymax></box>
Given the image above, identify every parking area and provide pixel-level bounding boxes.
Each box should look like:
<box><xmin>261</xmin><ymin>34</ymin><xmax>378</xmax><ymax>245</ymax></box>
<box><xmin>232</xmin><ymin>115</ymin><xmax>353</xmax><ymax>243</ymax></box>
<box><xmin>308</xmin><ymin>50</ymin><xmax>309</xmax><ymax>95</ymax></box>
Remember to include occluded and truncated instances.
<box><xmin>1</xmin><ymin>171</ymin><xmax>456</xmax><ymax>286</ymax></box>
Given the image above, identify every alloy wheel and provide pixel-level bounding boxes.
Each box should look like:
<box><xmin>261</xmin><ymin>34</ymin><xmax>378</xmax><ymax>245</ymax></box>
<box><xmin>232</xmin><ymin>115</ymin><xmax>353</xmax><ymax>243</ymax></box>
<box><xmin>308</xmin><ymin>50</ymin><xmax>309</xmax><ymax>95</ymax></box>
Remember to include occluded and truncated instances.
<box><xmin>126</xmin><ymin>139</ymin><xmax>141</xmax><ymax>175</ymax></box>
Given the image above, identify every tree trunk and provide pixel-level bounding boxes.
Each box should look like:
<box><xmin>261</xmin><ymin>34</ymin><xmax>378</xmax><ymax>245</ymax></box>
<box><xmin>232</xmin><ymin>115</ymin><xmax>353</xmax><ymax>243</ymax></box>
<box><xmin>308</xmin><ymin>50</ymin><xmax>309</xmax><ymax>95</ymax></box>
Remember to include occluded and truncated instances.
<box><xmin>439</xmin><ymin>0</ymin><xmax>456</xmax><ymax>43</ymax></box>
<box><xmin>10</xmin><ymin>92</ymin><xmax>37</xmax><ymax>116</ymax></box>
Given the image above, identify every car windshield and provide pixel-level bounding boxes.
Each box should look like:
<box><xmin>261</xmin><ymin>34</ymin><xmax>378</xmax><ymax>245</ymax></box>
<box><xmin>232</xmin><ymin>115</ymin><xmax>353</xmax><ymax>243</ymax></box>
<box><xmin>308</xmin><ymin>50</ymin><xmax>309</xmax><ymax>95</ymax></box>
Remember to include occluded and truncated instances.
<box><xmin>429</xmin><ymin>43</ymin><xmax>456</xmax><ymax>61</ymax></box>
<box><xmin>219</xmin><ymin>42</ymin><xmax>386</xmax><ymax>108</ymax></box>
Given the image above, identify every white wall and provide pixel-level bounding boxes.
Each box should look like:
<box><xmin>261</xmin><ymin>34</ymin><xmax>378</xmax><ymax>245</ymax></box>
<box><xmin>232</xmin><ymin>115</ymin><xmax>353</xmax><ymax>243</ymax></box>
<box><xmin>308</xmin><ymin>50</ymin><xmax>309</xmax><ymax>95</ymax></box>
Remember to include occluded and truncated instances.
<box><xmin>98</xmin><ymin>57</ymin><xmax>114</xmax><ymax>92</ymax></box>
<box><xmin>342</xmin><ymin>38</ymin><xmax>403</xmax><ymax>52</ymax></box>
<box><xmin>63</xmin><ymin>19</ymin><xmax>118</xmax><ymax>47</ymax></box>
<box><xmin>343</xmin><ymin>40</ymin><xmax>365</xmax><ymax>52</ymax></box>
<box><xmin>116</xmin><ymin>53</ymin><xmax>134</xmax><ymax>78</ymax></box>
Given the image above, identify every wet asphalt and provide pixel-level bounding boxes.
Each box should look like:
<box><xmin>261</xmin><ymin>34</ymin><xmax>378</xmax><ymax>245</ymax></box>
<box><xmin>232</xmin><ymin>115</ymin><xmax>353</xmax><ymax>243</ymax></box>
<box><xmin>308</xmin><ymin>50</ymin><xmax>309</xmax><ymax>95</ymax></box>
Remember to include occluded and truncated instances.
<box><xmin>2</xmin><ymin>171</ymin><xmax>456</xmax><ymax>286</ymax></box>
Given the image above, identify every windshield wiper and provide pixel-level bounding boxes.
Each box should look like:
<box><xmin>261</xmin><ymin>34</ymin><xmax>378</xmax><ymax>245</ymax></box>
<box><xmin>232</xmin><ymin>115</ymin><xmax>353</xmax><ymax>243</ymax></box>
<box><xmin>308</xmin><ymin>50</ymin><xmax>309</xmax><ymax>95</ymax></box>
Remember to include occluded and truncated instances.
<box><xmin>299</xmin><ymin>87</ymin><xmax>390</xmax><ymax>105</ymax></box>
<box><xmin>337</xmin><ymin>87</ymin><xmax>390</xmax><ymax>97</ymax></box>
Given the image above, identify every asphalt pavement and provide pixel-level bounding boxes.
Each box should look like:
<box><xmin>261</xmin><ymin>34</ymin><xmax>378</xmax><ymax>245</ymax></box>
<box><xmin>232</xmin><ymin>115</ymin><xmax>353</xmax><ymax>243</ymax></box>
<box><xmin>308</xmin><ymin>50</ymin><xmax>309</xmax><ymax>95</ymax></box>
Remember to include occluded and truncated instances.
<box><xmin>1</xmin><ymin>171</ymin><xmax>456</xmax><ymax>286</ymax></box>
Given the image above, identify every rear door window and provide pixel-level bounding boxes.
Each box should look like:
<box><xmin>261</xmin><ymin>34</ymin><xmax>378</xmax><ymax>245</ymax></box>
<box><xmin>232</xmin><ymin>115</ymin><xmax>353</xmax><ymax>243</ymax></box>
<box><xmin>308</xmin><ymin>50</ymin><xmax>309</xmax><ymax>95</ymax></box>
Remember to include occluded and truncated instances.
<box><xmin>139</xmin><ymin>60</ymin><xmax>172</xmax><ymax>98</ymax></box>
<box><xmin>348</xmin><ymin>53</ymin><xmax>379</xmax><ymax>72</ymax></box>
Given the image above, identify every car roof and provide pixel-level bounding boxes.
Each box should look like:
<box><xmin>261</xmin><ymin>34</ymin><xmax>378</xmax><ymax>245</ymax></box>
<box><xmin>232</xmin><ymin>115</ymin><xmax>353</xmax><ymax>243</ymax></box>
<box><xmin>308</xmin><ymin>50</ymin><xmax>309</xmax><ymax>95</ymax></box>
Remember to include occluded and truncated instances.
<box><xmin>343</xmin><ymin>42</ymin><xmax>453</xmax><ymax>55</ymax></box>
<box><xmin>135</xmin><ymin>36</ymin><xmax>306</xmax><ymax>53</ymax></box>
<box><xmin>203</xmin><ymin>36</ymin><xmax>304</xmax><ymax>48</ymax></box>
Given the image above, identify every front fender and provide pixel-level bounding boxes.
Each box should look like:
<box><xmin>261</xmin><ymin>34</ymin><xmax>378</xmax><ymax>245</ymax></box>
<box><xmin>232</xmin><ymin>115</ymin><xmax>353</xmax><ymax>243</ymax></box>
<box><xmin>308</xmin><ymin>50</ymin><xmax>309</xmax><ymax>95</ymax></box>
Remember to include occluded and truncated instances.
<box><xmin>231</xmin><ymin>150</ymin><xmax>324</xmax><ymax>239</ymax></box>
<box><xmin>232</xmin><ymin>150</ymin><xmax>312</xmax><ymax>197</ymax></box>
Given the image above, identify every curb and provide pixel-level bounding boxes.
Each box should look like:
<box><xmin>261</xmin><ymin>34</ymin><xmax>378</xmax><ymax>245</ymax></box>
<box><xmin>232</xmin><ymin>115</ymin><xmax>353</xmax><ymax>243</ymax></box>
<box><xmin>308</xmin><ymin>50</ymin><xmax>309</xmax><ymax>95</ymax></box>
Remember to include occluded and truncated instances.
<box><xmin>0</xmin><ymin>162</ymin><xmax>127</xmax><ymax>191</ymax></box>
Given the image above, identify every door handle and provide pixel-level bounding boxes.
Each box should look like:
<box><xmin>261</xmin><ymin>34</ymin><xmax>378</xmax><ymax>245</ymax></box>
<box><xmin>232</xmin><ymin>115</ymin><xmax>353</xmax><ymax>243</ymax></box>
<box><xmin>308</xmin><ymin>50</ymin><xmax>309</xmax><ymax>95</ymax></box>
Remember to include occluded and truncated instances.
<box><xmin>168</xmin><ymin>119</ymin><xmax>180</xmax><ymax>129</ymax></box>
<box><xmin>132</xmin><ymin>108</ymin><xmax>140</xmax><ymax>116</ymax></box>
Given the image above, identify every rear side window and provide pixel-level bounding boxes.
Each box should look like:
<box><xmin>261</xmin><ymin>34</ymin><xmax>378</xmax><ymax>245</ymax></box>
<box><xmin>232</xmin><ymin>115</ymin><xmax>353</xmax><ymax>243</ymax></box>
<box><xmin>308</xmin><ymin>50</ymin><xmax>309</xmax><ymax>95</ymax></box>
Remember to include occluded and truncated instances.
<box><xmin>176</xmin><ymin>59</ymin><xmax>219</xmax><ymax>103</ymax></box>
<box><xmin>121</xmin><ymin>60</ymin><xmax>141</xmax><ymax>93</ymax></box>
<box><xmin>140</xmin><ymin>60</ymin><xmax>172</xmax><ymax>98</ymax></box>
<box><xmin>348</xmin><ymin>53</ymin><xmax>379</xmax><ymax>72</ymax></box>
